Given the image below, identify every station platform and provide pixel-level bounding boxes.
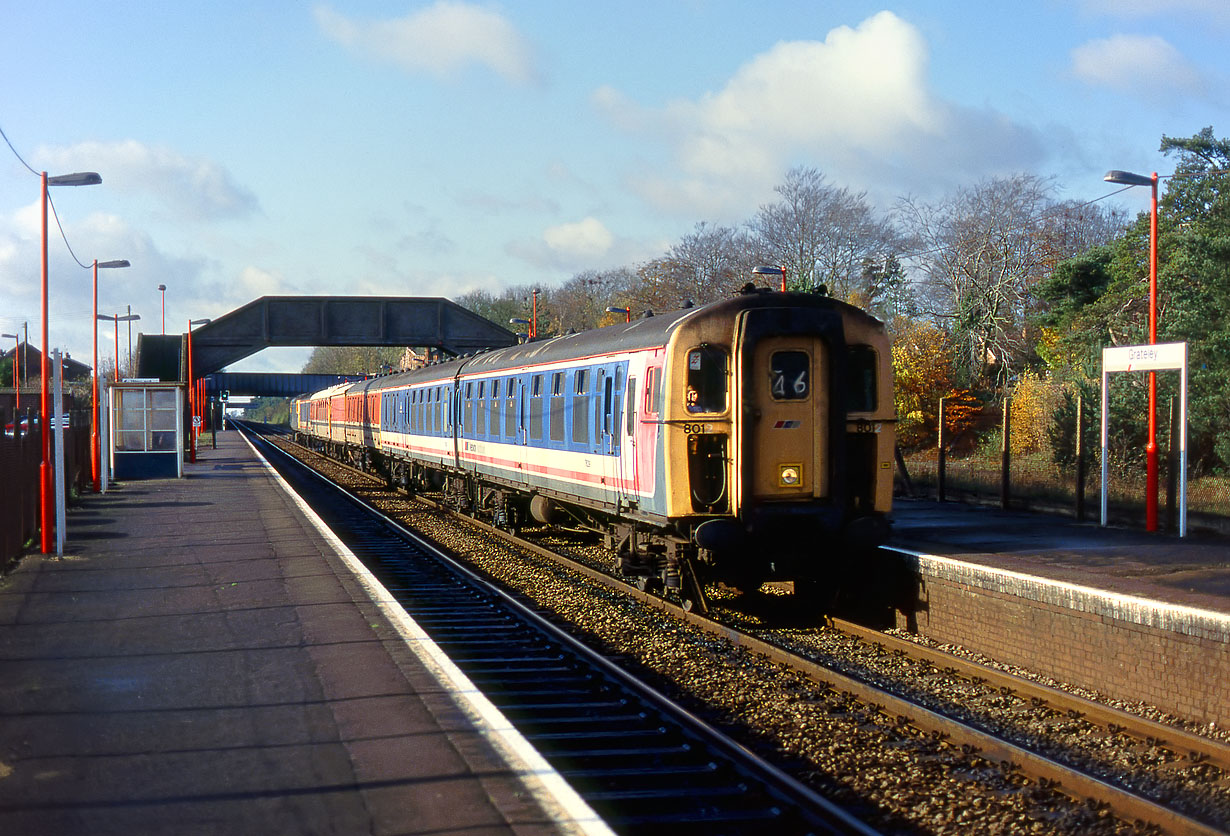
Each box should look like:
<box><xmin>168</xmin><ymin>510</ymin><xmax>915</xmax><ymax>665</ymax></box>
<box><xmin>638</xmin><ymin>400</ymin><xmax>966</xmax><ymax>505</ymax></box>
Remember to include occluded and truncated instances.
<box><xmin>0</xmin><ymin>431</ymin><xmax>594</xmax><ymax>836</ymax></box>
<box><xmin>885</xmin><ymin>498</ymin><xmax>1230</xmax><ymax>727</ymax></box>
<box><xmin>889</xmin><ymin>498</ymin><xmax>1230</xmax><ymax>616</ymax></box>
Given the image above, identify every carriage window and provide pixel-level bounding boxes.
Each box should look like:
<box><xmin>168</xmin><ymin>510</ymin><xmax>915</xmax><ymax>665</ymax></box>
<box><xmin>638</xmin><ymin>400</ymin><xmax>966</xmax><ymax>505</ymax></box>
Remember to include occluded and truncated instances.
<box><xmin>685</xmin><ymin>345</ymin><xmax>728</xmax><ymax>413</ymax></box>
<box><xmin>530</xmin><ymin>375</ymin><xmax>544</xmax><ymax>441</ymax></box>
<box><xmin>550</xmin><ymin>373</ymin><xmax>565</xmax><ymax>442</ymax></box>
<box><xmin>770</xmin><ymin>351</ymin><xmax>810</xmax><ymax>400</ymax></box>
<box><xmin>504</xmin><ymin>378</ymin><xmax>517</xmax><ymax>439</ymax></box>
<box><xmin>625</xmin><ymin>378</ymin><xmax>637</xmax><ymax>436</ymax></box>
<box><xmin>847</xmin><ymin>345</ymin><xmax>877</xmax><ymax>412</ymax></box>
<box><xmin>645</xmin><ymin>367</ymin><xmax>661</xmax><ymax>416</ymax></box>
<box><xmin>572</xmin><ymin>369</ymin><xmax>590</xmax><ymax>446</ymax></box>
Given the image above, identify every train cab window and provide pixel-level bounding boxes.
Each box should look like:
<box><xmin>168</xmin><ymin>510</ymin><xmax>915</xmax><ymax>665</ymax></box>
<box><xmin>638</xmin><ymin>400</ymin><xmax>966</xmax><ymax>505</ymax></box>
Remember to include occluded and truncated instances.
<box><xmin>645</xmin><ymin>367</ymin><xmax>661</xmax><ymax>416</ymax></box>
<box><xmin>685</xmin><ymin>345</ymin><xmax>728</xmax><ymax>413</ymax></box>
<box><xmin>847</xmin><ymin>345</ymin><xmax>878</xmax><ymax>412</ymax></box>
<box><xmin>770</xmin><ymin>351</ymin><xmax>810</xmax><ymax>401</ymax></box>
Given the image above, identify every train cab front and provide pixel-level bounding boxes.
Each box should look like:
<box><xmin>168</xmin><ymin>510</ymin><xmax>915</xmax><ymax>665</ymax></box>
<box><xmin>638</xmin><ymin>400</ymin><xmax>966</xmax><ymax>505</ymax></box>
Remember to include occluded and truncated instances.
<box><xmin>676</xmin><ymin>293</ymin><xmax>894</xmax><ymax>590</ymax></box>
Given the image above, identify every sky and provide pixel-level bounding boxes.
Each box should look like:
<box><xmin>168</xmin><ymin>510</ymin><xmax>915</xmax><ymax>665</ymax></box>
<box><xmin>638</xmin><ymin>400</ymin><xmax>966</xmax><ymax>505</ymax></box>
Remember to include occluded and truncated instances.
<box><xmin>1</xmin><ymin>0</ymin><xmax>1227</xmax><ymax>373</ymax></box>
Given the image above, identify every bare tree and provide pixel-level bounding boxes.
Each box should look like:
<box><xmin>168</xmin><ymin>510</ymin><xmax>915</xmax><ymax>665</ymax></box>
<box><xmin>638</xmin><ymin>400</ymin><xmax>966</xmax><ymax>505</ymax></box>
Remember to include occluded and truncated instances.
<box><xmin>747</xmin><ymin>166</ymin><xmax>900</xmax><ymax>301</ymax></box>
<box><xmin>634</xmin><ymin>222</ymin><xmax>752</xmax><ymax>312</ymax></box>
<box><xmin>546</xmin><ymin>268</ymin><xmax>638</xmax><ymax>334</ymax></box>
<box><xmin>897</xmin><ymin>174</ymin><xmax>1122</xmax><ymax>385</ymax></box>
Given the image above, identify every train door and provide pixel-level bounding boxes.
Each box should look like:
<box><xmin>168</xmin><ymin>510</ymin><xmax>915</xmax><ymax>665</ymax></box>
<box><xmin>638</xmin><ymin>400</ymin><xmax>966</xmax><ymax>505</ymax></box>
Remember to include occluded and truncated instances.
<box><xmin>748</xmin><ymin>335</ymin><xmax>829</xmax><ymax>502</ymax></box>
<box><xmin>633</xmin><ymin>358</ymin><xmax>663</xmax><ymax>507</ymax></box>
<box><xmin>598</xmin><ymin>364</ymin><xmax>624</xmax><ymax>508</ymax></box>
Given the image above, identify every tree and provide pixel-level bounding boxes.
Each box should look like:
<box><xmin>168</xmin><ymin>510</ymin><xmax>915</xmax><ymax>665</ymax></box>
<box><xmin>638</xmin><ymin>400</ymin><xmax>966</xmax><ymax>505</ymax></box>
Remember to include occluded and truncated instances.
<box><xmin>747</xmin><ymin>166</ymin><xmax>900</xmax><ymax>302</ymax></box>
<box><xmin>546</xmin><ymin>268</ymin><xmax>638</xmax><ymax>334</ymax></box>
<box><xmin>635</xmin><ymin>222</ymin><xmax>751</xmax><ymax>312</ymax></box>
<box><xmin>1038</xmin><ymin>127</ymin><xmax>1230</xmax><ymax>471</ymax></box>
<box><xmin>898</xmin><ymin>174</ymin><xmax>1120</xmax><ymax>387</ymax></box>
<box><xmin>301</xmin><ymin>345</ymin><xmax>404</xmax><ymax>375</ymax></box>
<box><xmin>892</xmin><ymin>319</ymin><xmax>958</xmax><ymax>449</ymax></box>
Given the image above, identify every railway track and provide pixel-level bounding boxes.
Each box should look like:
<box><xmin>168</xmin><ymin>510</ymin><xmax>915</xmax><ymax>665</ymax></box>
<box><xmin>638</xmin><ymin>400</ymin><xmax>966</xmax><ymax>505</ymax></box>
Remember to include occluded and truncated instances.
<box><xmin>240</xmin><ymin>423</ymin><xmax>880</xmax><ymax>835</ymax></box>
<box><xmin>246</xmin><ymin>422</ymin><xmax>1230</xmax><ymax>834</ymax></box>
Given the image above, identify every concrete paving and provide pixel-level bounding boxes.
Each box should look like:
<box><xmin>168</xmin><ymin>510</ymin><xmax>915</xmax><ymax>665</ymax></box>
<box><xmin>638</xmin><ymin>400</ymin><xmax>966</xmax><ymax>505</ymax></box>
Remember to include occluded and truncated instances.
<box><xmin>890</xmin><ymin>498</ymin><xmax>1230</xmax><ymax>616</ymax></box>
<box><xmin>0</xmin><ymin>431</ymin><xmax>563</xmax><ymax>835</ymax></box>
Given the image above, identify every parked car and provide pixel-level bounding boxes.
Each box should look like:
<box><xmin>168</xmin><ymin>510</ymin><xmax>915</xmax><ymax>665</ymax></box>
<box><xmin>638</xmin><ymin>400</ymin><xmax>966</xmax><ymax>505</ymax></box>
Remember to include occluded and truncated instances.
<box><xmin>3</xmin><ymin>414</ymin><xmax>70</xmax><ymax>438</ymax></box>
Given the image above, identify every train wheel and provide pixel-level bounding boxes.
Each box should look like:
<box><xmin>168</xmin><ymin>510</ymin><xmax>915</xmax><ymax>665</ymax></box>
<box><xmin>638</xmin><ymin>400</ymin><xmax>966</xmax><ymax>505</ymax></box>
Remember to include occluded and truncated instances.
<box><xmin>634</xmin><ymin>575</ymin><xmax>662</xmax><ymax>594</ymax></box>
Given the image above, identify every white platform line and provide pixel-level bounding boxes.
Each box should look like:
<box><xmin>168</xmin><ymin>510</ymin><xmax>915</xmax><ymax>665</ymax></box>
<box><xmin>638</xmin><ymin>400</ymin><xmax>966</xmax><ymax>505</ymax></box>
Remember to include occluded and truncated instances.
<box><xmin>886</xmin><ymin>545</ymin><xmax>1230</xmax><ymax>640</ymax></box>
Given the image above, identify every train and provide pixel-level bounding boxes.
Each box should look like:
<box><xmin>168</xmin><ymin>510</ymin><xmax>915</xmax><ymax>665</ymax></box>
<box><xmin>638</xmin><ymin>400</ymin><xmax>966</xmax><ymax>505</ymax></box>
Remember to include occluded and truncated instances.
<box><xmin>290</xmin><ymin>285</ymin><xmax>894</xmax><ymax>607</ymax></box>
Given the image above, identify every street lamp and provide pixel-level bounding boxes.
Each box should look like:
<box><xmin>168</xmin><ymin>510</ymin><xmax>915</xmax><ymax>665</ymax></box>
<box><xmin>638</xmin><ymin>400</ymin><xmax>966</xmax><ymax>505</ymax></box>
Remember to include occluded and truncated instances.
<box><xmin>158</xmin><ymin>284</ymin><xmax>166</xmax><ymax>334</ymax></box>
<box><xmin>531</xmin><ymin>288</ymin><xmax>540</xmax><ymax>338</ymax></box>
<box><xmin>605</xmin><ymin>306</ymin><xmax>631</xmax><ymax>323</ymax></box>
<box><xmin>1104</xmin><ymin>169</ymin><xmax>1160</xmax><ymax>532</ymax></box>
<box><xmin>92</xmin><ymin>259</ymin><xmax>131</xmax><ymax>492</ymax></box>
<box><xmin>508</xmin><ymin>317</ymin><xmax>530</xmax><ymax>343</ymax></box>
<box><xmin>187</xmin><ymin>318</ymin><xmax>211</xmax><ymax>463</ymax></box>
<box><xmin>2</xmin><ymin>332</ymin><xmax>18</xmax><ymax>411</ymax></box>
<box><xmin>40</xmin><ymin>170</ymin><xmax>101</xmax><ymax>553</ymax></box>
<box><xmin>98</xmin><ymin>313</ymin><xmax>140</xmax><ymax>382</ymax></box>
<box><xmin>753</xmin><ymin>264</ymin><xmax>787</xmax><ymax>292</ymax></box>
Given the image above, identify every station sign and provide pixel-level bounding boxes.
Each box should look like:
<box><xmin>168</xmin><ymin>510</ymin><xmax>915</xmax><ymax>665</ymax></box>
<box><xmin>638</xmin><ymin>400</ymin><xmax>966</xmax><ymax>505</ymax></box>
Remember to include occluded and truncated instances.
<box><xmin>1102</xmin><ymin>342</ymin><xmax>1186</xmax><ymax>373</ymax></box>
<box><xmin>1100</xmin><ymin>342</ymin><xmax>1188</xmax><ymax>536</ymax></box>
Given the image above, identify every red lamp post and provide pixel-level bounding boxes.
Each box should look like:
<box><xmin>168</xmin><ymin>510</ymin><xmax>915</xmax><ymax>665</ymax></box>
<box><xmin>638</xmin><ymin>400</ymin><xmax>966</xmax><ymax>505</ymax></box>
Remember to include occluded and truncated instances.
<box><xmin>1104</xmin><ymin>169</ymin><xmax>1160</xmax><ymax>532</ymax></box>
<box><xmin>40</xmin><ymin>170</ymin><xmax>101</xmax><ymax>553</ymax></box>
<box><xmin>91</xmin><ymin>260</ymin><xmax>130</xmax><ymax>492</ymax></box>
<box><xmin>187</xmin><ymin>318</ymin><xmax>210</xmax><ymax>463</ymax></box>
<box><xmin>100</xmin><ymin>312</ymin><xmax>139</xmax><ymax>383</ymax></box>
<box><xmin>605</xmin><ymin>306</ymin><xmax>631</xmax><ymax>323</ymax></box>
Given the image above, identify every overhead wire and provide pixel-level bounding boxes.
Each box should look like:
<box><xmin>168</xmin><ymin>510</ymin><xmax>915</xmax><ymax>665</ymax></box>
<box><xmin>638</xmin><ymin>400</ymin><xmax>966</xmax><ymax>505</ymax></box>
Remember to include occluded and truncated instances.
<box><xmin>0</xmin><ymin>122</ymin><xmax>40</xmax><ymax>176</ymax></box>
<box><xmin>1</xmin><ymin>122</ymin><xmax>94</xmax><ymax>270</ymax></box>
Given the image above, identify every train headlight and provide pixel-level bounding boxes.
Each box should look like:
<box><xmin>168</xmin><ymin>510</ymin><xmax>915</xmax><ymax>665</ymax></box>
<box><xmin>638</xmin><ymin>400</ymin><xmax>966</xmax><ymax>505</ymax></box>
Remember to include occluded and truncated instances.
<box><xmin>779</xmin><ymin>464</ymin><xmax>801</xmax><ymax>487</ymax></box>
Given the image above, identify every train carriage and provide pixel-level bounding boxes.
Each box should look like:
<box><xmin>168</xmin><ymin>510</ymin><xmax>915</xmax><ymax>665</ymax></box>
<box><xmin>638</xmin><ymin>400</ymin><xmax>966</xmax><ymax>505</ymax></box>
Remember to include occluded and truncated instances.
<box><xmin>292</xmin><ymin>287</ymin><xmax>893</xmax><ymax>604</ymax></box>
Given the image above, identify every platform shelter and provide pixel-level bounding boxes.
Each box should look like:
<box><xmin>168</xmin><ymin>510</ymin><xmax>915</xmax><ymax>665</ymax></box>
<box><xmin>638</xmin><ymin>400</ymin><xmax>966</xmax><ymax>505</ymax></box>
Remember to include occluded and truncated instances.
<box><xmin>107</xmin><ymin>379</ymin><xmax>185</xmax><ymax>480</ymax></box>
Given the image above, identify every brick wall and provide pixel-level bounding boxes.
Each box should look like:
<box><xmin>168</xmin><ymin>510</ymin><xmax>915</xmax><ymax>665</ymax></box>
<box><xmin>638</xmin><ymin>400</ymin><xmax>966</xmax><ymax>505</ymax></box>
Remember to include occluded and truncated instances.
<box><xmin>888</xmin><ymin>549</ymin><xmax>1230</xmax><ymax>728</ymax></box>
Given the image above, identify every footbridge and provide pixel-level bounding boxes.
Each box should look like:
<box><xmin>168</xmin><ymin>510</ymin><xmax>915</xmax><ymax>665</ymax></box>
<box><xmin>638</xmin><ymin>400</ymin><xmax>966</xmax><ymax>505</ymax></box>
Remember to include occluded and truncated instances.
<box><xmin>203</xmin><ymin>372</ymin><xmax>366</xmax><ymax>399</ymax></box>
<box><xmin>135</xmin><ymin>296</ymin><xmax>518</xmax><ymax>389</ymax></box>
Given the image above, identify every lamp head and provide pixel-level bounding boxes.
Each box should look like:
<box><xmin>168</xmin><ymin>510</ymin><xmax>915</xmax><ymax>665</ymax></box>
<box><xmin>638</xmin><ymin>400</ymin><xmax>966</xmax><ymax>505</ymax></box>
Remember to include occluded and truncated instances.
<box><xmin>1104</xmin><ymin>170</ymin><xmax>1155</xmax><ymax>188</ymax></box>
<box><xmin>47</xmin><ymin>172</ymin><xmax>102</xmax><ymax>187</ymax></box>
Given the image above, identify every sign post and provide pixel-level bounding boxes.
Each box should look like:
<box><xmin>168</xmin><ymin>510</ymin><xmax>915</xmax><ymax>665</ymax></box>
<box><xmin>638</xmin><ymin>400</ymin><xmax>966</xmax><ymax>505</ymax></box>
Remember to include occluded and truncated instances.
<box><xmin>1101</xmin><ymin>342</ymin><xmax>1187</xmax><ymax>536</ymax></box>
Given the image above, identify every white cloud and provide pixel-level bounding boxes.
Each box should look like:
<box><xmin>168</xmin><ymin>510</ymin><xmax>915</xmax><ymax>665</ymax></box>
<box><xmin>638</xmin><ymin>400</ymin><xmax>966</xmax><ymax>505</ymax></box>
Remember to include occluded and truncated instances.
<box><xmin>595</xmin><ymin>11</ymin><xmax>1045</xmax><ymax>216</ymax></box>
<box><xmin>1070</xmin><ymin>34</ymin><xmax>1206</xmax><ymax>102</ymax></box>
<box><xmin>38</xmin><ymin>140</ymin><xmax>258</xmax><ymax>222</ymax></box>
<box><xmin>505</xmin><ymin>216</ymin><xmax>658</xmax><ymax>274</ymax></box>
<box><xmin>314</xmin><ymin>1</ymin><xmax>538</xmax><ymax>85</ymax></box>
<box><xmin>542</xmin><ymin>217</ymin><xmax>613</xmax><ymax>260</ymax></box>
